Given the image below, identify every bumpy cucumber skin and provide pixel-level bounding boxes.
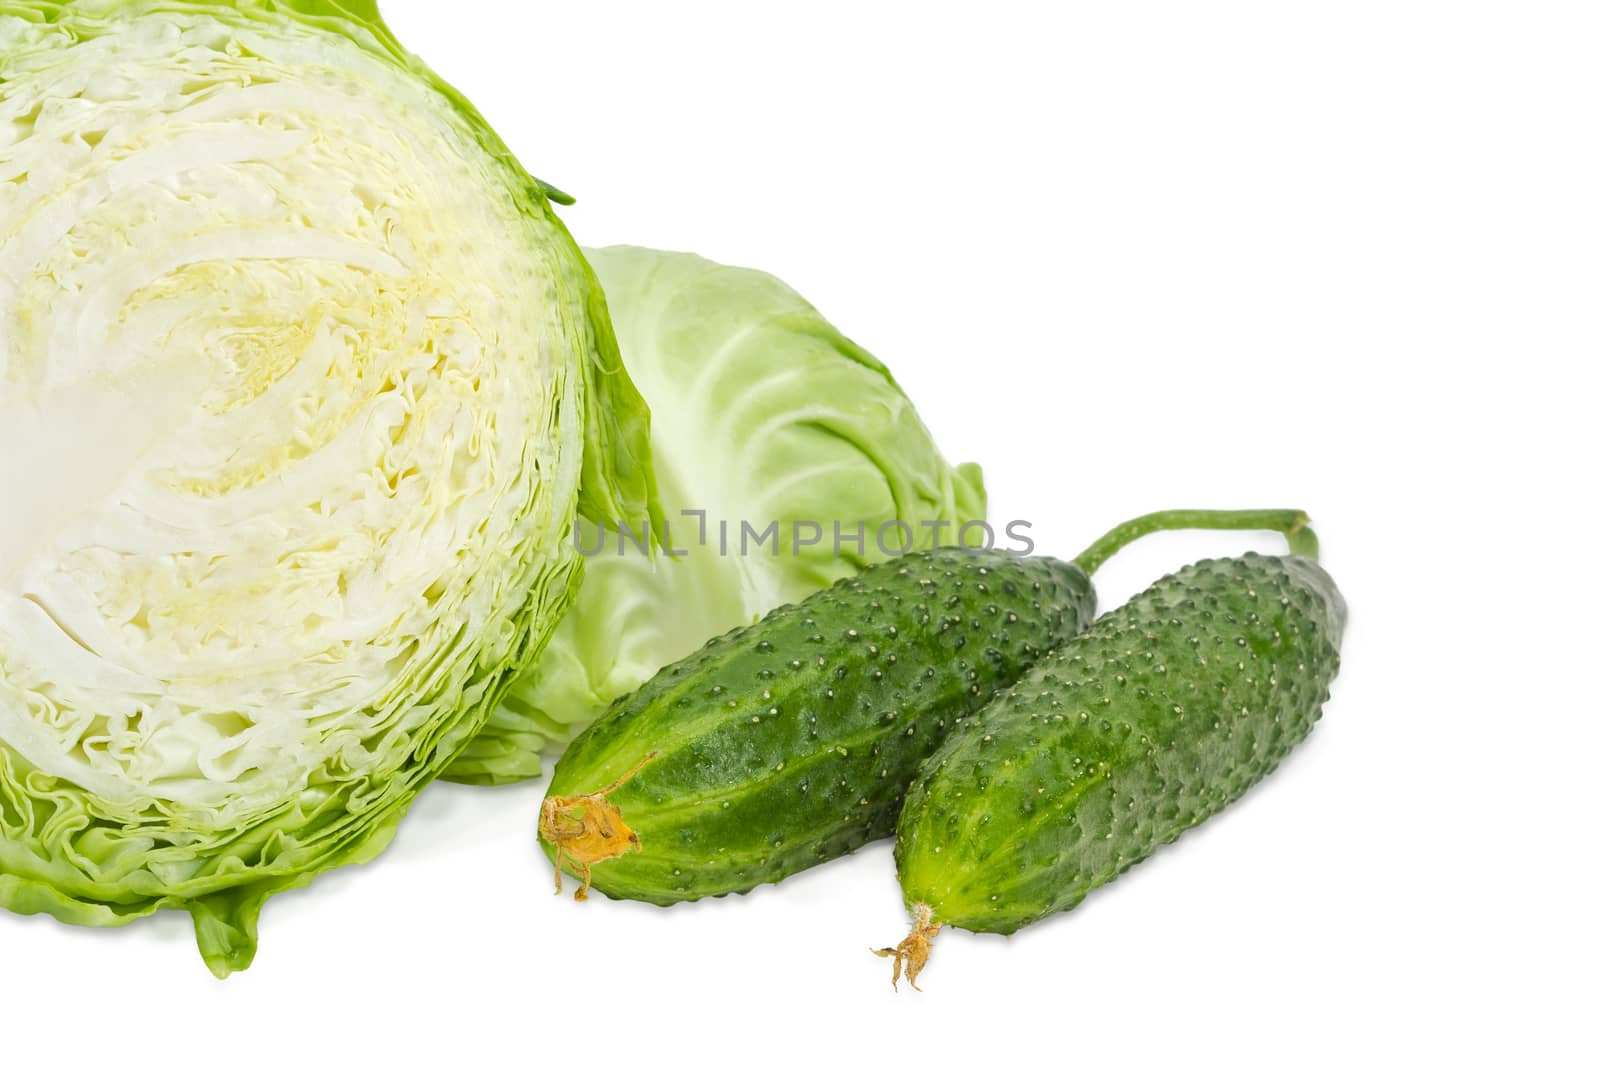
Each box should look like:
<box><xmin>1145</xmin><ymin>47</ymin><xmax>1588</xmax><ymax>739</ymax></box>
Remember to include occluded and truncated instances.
<box><xmin>895</xmin><ymin>553</ymin><xmax>1344</xmax><ymax>934</ymax></box>
<box><xmin>544</xmin><ymin>548</ymin><xmax>1096</xmax><ymax>904</ymax></box>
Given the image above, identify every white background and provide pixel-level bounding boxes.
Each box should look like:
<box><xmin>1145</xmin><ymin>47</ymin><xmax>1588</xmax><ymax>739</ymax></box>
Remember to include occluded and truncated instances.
<box><xmin>4</xmin><ymin>2</ymin><xmax>1594</xmax><ymax>1064</ymax></box>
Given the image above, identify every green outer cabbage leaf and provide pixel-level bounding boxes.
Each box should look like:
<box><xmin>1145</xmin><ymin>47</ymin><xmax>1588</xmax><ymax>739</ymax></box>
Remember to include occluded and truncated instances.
<box><xmin>0</xmin><ymin>0</ymin><xmax>653</xmax><ymax>974</ymax></box>
<box><xmin>446</xmin><ymin>246</ymin><xmax>986</xmax><ymax>785</ymax></box>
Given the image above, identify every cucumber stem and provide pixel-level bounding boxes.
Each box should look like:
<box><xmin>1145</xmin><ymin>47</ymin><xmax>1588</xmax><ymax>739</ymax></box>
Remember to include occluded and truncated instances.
<box><xmin>1072</xmin><ymin>509</ymin><xmax>1316</xmax><ymax>575</ymax></box>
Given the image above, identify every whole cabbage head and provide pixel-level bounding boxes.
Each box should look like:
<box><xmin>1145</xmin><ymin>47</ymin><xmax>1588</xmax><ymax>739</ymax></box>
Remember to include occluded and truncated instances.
<box><xmin>0</xmin><ymin>0</ymin><xmax>654</xmax><ymax>974</ymax></box>
<box><xmin>447</xmin><ymin>246</ymin><xmax>986</xmax><ymax>785</ymax></box>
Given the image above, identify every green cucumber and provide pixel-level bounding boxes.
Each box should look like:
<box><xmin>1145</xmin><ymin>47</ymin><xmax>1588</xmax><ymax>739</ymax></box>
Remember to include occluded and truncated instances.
<box><xmin>880</xmin><ymin>542</ymin><xmax>1343</xmax><ymax>989</ymax></box>
<box><xmin>539</xmin><ymin>510</ymin><xmax>1314</xmax><ymax>905</ymax></box>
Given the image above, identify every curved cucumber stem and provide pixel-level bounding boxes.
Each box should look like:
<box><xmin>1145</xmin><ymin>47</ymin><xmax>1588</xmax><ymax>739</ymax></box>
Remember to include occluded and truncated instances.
<box><xmin>1284</xmin><ymin>522</ymin><xmax>1320</xmax><ymax>560</ymax></box>
<box><xmin>1072</xmin><ymin>509</ymin><xmax>1316</xmax><ymax>575</ymax></box>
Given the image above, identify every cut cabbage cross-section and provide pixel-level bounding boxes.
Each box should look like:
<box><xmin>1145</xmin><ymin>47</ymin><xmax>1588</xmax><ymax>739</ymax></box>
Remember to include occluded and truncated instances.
<box><xmin>0</xmin><ymin>0</ymin><xmax>654</xmax><ymax>975</ymax></box>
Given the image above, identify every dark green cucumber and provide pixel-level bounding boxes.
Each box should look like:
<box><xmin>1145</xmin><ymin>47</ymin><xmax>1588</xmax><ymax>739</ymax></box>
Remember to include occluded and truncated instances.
<box><xmin>541</xmin><ymin>510</ymin><xmax>1314</xmax><ymax>905</ymax></box>
<box><xmin>887</xmin><ymin>548</ymin><xmax>1343</xmax><ymax>982</ymax></box>
<box><xmin>542</xmin><ymin>547</ymin><xmax>1094</xmax><ymax>903</ymax></box>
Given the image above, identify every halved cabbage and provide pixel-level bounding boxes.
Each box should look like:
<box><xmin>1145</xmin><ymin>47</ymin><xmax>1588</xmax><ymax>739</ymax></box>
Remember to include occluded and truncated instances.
<box><xmin>0</xmin><ymin>0</ymin><xmax>652</xmax><ymax>974</ymax></box>
<box><xmin>447</xmin><ymin>246</ymin><xmax>987</xmax><ymax>785</ymax></box>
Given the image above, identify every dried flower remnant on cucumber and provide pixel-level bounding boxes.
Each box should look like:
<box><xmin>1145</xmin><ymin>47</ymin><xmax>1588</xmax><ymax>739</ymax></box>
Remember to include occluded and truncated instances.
<box><xmin>539</xmin><ymin>754</ymin><xmax>656</xmax><ymax>900</ymax></box>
